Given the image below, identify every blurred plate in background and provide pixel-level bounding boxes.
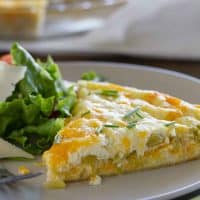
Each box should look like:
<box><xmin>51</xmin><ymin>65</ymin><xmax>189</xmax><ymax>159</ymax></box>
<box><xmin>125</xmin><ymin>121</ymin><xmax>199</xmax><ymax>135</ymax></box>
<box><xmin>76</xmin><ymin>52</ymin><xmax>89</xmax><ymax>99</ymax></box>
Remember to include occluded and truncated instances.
<box><xmin>0</xmin><ymin>0</ymin><xmax>126</xmax><ymax>40</ymax></box>
<box><xmin>45</xmin><ymin>0</ymin><xmax>126</xmax><ymax>38</ymax></box>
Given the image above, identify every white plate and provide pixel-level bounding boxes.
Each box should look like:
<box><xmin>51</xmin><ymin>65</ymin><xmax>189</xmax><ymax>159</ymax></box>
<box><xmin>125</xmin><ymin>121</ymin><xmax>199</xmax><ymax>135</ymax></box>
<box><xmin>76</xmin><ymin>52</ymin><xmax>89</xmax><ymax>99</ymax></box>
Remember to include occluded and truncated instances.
<box><xmin>1</xmin><ymin>61</ymin><xmax>200</xmax><ymax>200</ymax></box>
<box><xmin>41</xmin><ymin>0</ymin><xmax>126</xmax><ymax>38</ymax></box>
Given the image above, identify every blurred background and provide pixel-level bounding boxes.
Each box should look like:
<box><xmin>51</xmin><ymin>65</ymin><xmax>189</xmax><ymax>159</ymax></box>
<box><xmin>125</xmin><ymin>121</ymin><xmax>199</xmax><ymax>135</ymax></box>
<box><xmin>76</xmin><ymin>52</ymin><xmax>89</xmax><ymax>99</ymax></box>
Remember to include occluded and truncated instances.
<box><xmin>0</xmin><ymin>0</ymin><xmax>200</xmax><ymax>77</ymax></box>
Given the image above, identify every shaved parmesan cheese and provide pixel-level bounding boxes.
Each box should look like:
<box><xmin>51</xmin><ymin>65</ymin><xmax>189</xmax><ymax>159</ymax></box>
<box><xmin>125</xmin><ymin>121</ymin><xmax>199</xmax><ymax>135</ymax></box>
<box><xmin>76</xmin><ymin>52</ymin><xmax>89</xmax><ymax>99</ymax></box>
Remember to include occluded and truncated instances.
<box><xmin>0</xmin><ymin>138</ymin><xmax>34</xmax><ymax>159</ymax></box>
<box><xmin>0</xmin><ymin>61</ymin><xmax>26</xmax><ymax>101</ymax></box>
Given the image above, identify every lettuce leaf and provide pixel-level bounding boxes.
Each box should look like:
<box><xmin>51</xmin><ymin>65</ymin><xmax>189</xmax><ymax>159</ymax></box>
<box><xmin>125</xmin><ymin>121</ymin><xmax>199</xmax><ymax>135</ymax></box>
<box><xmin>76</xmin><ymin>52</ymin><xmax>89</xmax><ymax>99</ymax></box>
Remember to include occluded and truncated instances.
<box><xmin>55</xmin><ymin>86</ymin><xmax>77</xmax><ymax>117</ymax></box>
<box><xmin>0</xmin><ymin>95</ymin><xmax>61</xmax><ymax>154</ymax></box>
<box><xmin>8</xmin><ymin>118</ymin><xmax>64</xmax><ymax>155</ymax></box>
<box><xmin>0</xmin><ymin>43</ymin><xmax>77</xmax><ymax>155</ymax></box>
<box><xmin>10</xmin><ymin>43</ymin><xmax>67</xmax><ymax>99</ymax></box>
<box><xmin>81</xmin><ymin>71</ymin><xmax>105</xmax><ymax>82</ymax></box>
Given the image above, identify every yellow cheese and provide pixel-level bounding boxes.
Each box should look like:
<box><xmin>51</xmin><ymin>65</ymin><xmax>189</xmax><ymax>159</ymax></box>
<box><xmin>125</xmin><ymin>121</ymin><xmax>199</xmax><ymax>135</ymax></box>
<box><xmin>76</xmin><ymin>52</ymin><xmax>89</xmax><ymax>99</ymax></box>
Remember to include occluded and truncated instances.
<box><xmin>43</xmin><ymin>80</ymin><xmax>200</xmax><ymax>187</ymax></box>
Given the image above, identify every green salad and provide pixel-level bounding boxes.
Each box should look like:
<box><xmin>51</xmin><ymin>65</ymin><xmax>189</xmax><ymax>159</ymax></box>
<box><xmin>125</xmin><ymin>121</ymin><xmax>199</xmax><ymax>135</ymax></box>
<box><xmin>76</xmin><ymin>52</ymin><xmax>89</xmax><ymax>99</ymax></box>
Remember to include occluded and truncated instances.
<box><xmin>0</xmin><ymin>43</ymin><xmax>78</xmax><ymax>155</ymax></box>
<box><xmin>0</xmin><ymin>43</ymin><xmax>103</xmax><ymax>156</ymax></box>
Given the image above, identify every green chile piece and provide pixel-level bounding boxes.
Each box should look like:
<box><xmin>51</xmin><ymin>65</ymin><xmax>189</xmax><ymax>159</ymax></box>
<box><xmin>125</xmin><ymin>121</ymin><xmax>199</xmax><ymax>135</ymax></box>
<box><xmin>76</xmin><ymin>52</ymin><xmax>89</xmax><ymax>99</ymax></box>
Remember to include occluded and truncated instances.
<box><xmin>147</xmin><ymin>133</ymin><xmax>165</xmax><ymax>147</ymax></box>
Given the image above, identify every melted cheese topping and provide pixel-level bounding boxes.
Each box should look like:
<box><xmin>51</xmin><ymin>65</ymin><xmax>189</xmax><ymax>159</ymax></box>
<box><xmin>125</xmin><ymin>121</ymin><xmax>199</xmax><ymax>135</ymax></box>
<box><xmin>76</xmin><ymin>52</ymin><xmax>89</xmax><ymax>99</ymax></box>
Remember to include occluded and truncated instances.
<box><xmin>44</xmin><ymin>81</ymin><xmax>200</xmax><ymax>169</ymax></box>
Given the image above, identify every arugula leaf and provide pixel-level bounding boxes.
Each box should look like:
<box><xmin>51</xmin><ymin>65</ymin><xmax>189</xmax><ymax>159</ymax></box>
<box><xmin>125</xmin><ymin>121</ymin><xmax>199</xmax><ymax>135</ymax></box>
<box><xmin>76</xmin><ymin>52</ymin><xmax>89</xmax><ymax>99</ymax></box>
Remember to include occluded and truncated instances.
<box><xmin>81</xmin><ymin>71</ymin><xmax>105</xmax><ymax>82</ymax></box>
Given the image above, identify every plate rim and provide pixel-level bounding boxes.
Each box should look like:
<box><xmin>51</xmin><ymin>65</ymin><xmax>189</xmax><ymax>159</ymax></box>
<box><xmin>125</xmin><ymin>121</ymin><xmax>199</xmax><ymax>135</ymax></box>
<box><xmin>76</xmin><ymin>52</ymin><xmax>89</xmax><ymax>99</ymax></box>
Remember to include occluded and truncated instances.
<box><xmin>58</xmin><ymin>60</ymin><xmax>200</xmax><ymax>84</ymax></box>
<box><xmin>58</xmin><ymin>60</ymin><xmax>200</xmax><ymax>200</ymax></box>
<box><xmin>144</xmin><ymin>180</ymin><xmax>200</xmax><ymax>200</ymax></box>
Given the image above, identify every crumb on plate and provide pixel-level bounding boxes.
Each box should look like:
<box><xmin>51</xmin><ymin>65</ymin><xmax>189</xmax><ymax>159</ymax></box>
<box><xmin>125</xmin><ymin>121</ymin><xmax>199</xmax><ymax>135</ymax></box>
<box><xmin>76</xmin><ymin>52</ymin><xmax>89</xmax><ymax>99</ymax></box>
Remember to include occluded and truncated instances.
<box><xmin>18</xmin><ymin>166</ymin><xmax>30</xmax><ymax>175</ymax></box>
<box><xmin>89</xmin><ymin>175</ymin><xmax>102</xmax><ymax>185</ymax></box>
